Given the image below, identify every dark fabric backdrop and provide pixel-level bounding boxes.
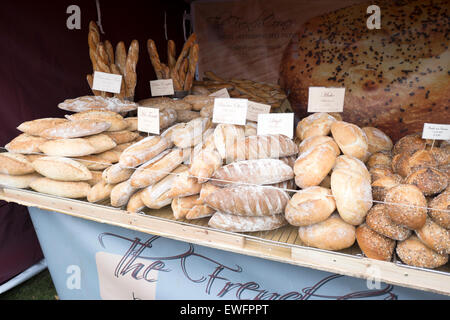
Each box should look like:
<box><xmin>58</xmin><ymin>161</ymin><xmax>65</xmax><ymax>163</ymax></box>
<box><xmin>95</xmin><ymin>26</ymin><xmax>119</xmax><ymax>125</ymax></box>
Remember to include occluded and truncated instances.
<box><xmin>0</xmin><ymin>0</ymin><xmax>189</xmax><ymax>284</ymax></box>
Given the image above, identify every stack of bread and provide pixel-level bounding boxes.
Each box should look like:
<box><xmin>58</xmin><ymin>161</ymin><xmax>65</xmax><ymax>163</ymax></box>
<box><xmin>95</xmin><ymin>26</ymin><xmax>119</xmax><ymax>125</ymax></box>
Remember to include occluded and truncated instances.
<box><xmin>363</xmin><ymin>134</ymin><xmax>449</xmax><ymax>268</ymax></box>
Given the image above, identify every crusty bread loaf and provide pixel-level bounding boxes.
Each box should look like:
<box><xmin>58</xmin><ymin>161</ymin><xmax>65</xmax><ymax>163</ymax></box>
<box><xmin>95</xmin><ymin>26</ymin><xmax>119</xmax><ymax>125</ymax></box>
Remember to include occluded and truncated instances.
<box><xmin>126</xmin><ymin>189</ymin><xmax>146</xmax><ymax>213</ymax></box>
<box><xmin>198</xmin><ymin>182</ymin><xmax>221</xmax><ymax>202</ymax></box>
<box><xmin>87</xmin><ymin>181</ymin><xmax>115</xmax><ymax>203</ymax></box>
<box><xmin>0</xmin><ymin>153</ymin><xmax>35</xmax><ymax>175</ymax></box>
<box><xmin>130</xmin><ymin>148</ymin><xmax>187</xmax><ymax>188</ymax></box>
<box><xmin>356</xmin><ymin>224</ymin><xmax>396</xmax><ymax>261</ymax></box>
<box><xmin>74</xmin><ymin>155</ymin><xmax>112</xmax><ymax>171</ymax></box>
<box><xmin>384</xmin><ymin>184</ymin><xmax>427</xmax><ymax>230</ymax></box>
<box><xmin>102</xmin><ymin>163</ymin><xmax>134</xmax><ymax>184</ymax></box>
<box><xmin>182</xmin><ymin>95</ymin><xmax>215</xmax><ymax>111</ymax></box>
<box><xmin>172</xmin><ymin>195</ymin><xmax>203</xmax><ymax>220</ymax></box>
<box><xmin>391</xmin><ymin>153</ymin><xmax>411</xmax><ymax>177</ymax></box>
<box><xmin>208</xmin><ymin>212</ymin><xmax>287</xmax><ymax>232</ymax></box>
<box><xmin>84</xmin><ymin>134</ymin><xmax>117</xmax><ymax>154</ymax></box>
<box><xmin>159</xmin><ymin>108</ymin><xmax>178</xmax><ymax>130</ymax></box>
<box><xmin>0</xmin><ymin>173</ymin><xmax>41</xmax><ymax>189</ymax></box>
<box><xmin>58</xmin><ymin>96</ymin><xmax>138</xmax><ymax>113</ymax></box>
<box><xmin>110</xmin><ymin>179</ymin><xmax>139</xmax><ymax>207</ymax></box>
<box><xmin>279</xmin><ymin>0</ymin><xmax>449</xmax><ymax>142</ymax></box>
<box><xmin>30</xmin><ymin>178</ymin><xmax>91</xmax><ymax>198</ymax></box>
<box><xmin>5</xmin><ymin>134</ymin><xmax>48</xmax><ymax>154</ymax></box>
<box><xmin>294</xmin><ymin>143</ymin><xmax>337</xmax><ymax>188</ymax></box>
<box><xmin>331</xmin><ymin>155</ymin><xmax>372</xmax><ymax>225</ymax></box>
<box><xmin>362</xmin><ymin>127</ymin><xmax>393</xmax><ymax>154</ymax></box>
<box><xmin>396</xmin><ymin>235</ymin><xmax>448</xmax><ymax>269</ymax></box>
<box><xmin>119</xmin><ymin>136</ymin><xmax>170</xmax><ymax>168</ymax></box>
<box><xmin>17</xmin><ymin>118</ymin><xmax>68</xmax><ymax>136</ymax></box>
<box><xmin>185</xmin><ymin>203</ymin><xmax>215</xmax><ymax>220</ymax></box>
<box><xmin>415</xmin><ymin>218</ymin><xmax>450</xmax><ymax>255</ymax></box>
<box><xmin>405</xmin><ymin>167</ymin><xmax>448</xmax><ymax>196</ymax></box>
<box><xmin>237</xmin><ymin>134</ymin><xmax>299</xmax><ymax>161</ymax></box>
<box><xmin>298</xmin><ymin>135</ymin><xmax>340</xmax><ymax>156</ymax></box>
<box><xmin>166</xmin><ymin>170</ymin><xmax>202</xmax><ymax>199</ymax></box>
<box><xmin>189</xmin><ymin>148</ymin><xmax>222</xmax><ymax>183</ymax></box>
<box><xmin>103</xmin><ymin>130</ymin><xmax>140</xmax><ymax>145</ymax></box>
<box><xmin>213</xmin><ymin>124</ymin><xmax>245</xmax><ymax>161</ymax></box>
<box><xmin>171</xmin><ymin>117</ymin><xmax>212</xmax><ymax>148</ymax></box>
<box><xmin>176</xmin><ymin>110</ymin><xmax>201</xmax><ymax>123</ymax></box>
<box><xmin>38</xmin><ymin>120</ymin><xmax>111</xmax><ymax>139</ymax></box>
<box><xmin>138</xmin><ymin>97</ymin><xmax>192</xmax><ymax>111</ymax></box>
<box><xmin>403</xmin><ymin>150</ymin><xmax>438</xmax><ymax>177</ymax></box>
<box><xmin>124</xmin><ymin>117</ymin><xmax>138</xmax><ymax>131</ymax></box>
<box><xmin>211</xmin><ymin>159</ymin><xmax>294</xmax><ymax>187</ymax></box>
<box><xmin>331</xmin><ymin>121</ymin><xmax>369</xmax><ymax>161</ymax></box>
<box><xmin>32</xmin><ymin>156</ymin><xmax>92</xmax><ymax>181</ymax></box>
<box><xmin>297</xmin><ymin>213</ymin><xmax>356</xmax><ymax>251</ymax></box>
<box><xmin>428</xmin><ymin>191</ymin><xmax>450</xmax><ymax>229</ymax></box>
<box><xmin>367</xmin><ymin>151</ymin><xmax>392</xmax><ymax>169</ymax></box>
<box><xmin>86</xmin><ymin>170</ymin><xmax>103</xmax><ymax>186</ymax></box>
<box><xmin>284</xmin><ymin>186</ymin><xmax>335</xmax><ymax>226</ymax></box>
<box><xmin>366</xmin><ymin>204</ymin><xmax>411</xmax><ymax>241</ymax></box>
<box><xmin>295</xmin><ymin>113</ymin><xmax>336</xmax><ymax>141</ymax></box>
<box><xmin>38</xmin><ymin>138</ymin><xmax>97</xmax><ymax>157</ymax></box>
<box><xmin>66</xmin><ymin>110</ymin><xmax>129</xmax><ymax>132</ymax></box>
<box><xmin>205</xmin><ymin>185</ymin><xmax>289</xmax><ymax>216</ymax></box>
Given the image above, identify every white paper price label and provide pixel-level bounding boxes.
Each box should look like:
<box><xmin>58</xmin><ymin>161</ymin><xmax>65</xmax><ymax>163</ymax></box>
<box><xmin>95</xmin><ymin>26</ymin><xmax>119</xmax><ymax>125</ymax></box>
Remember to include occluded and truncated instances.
<box><xmin>209</xmin><ymin>88</ymin><xmax>230</xmax><ymax>98</ymax></box>
<box><xmin>212</xmin><ymin>98</ymin><xmax>248</xmax><ymax>125</ymax></box>
<box><xmin>138</xmin><ymin>107</ymin><xmax>160</xmax><ymax>134</ymax></box>
<box><xmin>422</xmin><ymin>123</ymin><xmax>450</xmax><ymax>140</ymax></box>
<box><xmin>257</xmin><ymin>113</ymin><xmax>294</xmax><ymax>139</ymax></box>
<box><xmin>247</xmin><ymin>101</ymin><xmax>271</xmax><ymax>122</ymax></box>
<box><xmin>308</xmin><ymin>87</ymin><xmax>345</xmax><ymax>112</ymax></box>
<box><xmin>92</xmin><ymin>71</ymin><xmax>122</xmax><ymax>94</ymax></box>
<box><xmin>150</xmin><ymin>79</ymin><xmax>174</xmax><ymax>97</ymax></box>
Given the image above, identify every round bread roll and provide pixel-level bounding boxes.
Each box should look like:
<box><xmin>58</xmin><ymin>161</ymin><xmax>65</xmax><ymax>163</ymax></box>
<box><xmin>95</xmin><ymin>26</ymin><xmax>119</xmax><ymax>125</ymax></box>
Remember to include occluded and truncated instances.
<box><xmin>356</xmin><ymin>224</ymin><xmax>396</xmax><ymax>261</ymax></box>
<box><xmin>295</xmin><ymin>112</ymin><xmax>336</xmax><ymax>141</ymax></box>
<box><xmin>362</xmin><ymin>127</ymin><xmax>393</xmax><ymax>154</ymax></box>
<box><xmin>29</xmin><ymin>177</ymin><xmax>91</xmax><ymax>199</ymax></box>
<box><xmin>393</xmin><ymin>134</ymin><xmax>426</xmax><ymax>156</ymax></box>
<box><xmin>371</xmin><ymin>175</ymin><xmax>403</xmax><ymax>201</ymax></box>
<box><xmin>330</xmin><ymin>121</ymin><xmax>369</xmax><ymax>161</ymax></box>
<box><xmin>331</xmin><ymin>156</ymin><xmax>372</xmax><ymax>225</ymax></box>
<box><xmin>284</xmin><ymin>186</ymin><xmax>336</xmax><ymax>226</ymax></box>
<box><xmin>405</xmin><ymin>167</ymin><xmax>448</xmax><ymax>196</ymax></box>
<box><xmin>384</xmin><ymin>184</ymin><xmax>427</xmax><ymax>230</ymax></box>
<box><xmin>415</xmin><ymin>218</ymin><xmax>450</xmax><ymax>254</ymax></box>
<box><xmin>298</xmin><ymin>135</ymin><xmax>340</xmax><ymax>156</ymax></box>
<box><xmin>298</xmin><ymin>213</ymin><xmax>356</xmax><ymax>251</ymax></box>
<box><xmin>396</xmin><ymin>235</ymin><xmax>448</xmax><ymax>269</ymax></box>
<box><xmin>32</xmin><ymin>156</ymin><xmax>92</xmax><ymax>181</ymax></box>
<box><xmin>0</xmin><ymin>172</ymin><xmax>41</xmax><ymax>189</ymax></box>
<box><xmin>0</xmin><ymin>153</ymin><xmax>35</xmax><ymax>175</ymax></box>
<box><xmin>391</xmin><ymin>152</ymin><xmax>411</xmax><ymax>177</ymax></box>
<box><xmin>428</xmin><ymin>191</ymin><xmax>450</xmax><ymax>229</ymax></box>
<box><xmin>365</xmin><ymin>204</ymin><xmax>411</xmax><ymax>241</ymax></box>
<box><xmin>294</xmin><ymin>143</ymin><xmax>337</xmax><ymax>188</ymax></box>
<box><xmin>369</xmin><ymin>165</ymin><xmax>396</xmax><ymax>182</ymax></box>
<box><xmin>366</xmin><ymin>151</ymin><xmax>392</xmax><ymax>169</ymax></box>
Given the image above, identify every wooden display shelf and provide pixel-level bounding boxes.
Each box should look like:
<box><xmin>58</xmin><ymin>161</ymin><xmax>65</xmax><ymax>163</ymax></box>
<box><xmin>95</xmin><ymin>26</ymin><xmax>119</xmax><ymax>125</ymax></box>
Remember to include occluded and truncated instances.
<box><xmin>1</xmin><ymin>186</ymin><xmax>449</xmax><ymax>296</ymax></box>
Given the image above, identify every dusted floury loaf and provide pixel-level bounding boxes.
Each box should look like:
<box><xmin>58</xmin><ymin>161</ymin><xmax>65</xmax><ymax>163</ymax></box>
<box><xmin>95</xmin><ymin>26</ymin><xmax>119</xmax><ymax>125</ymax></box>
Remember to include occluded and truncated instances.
<box><xmin>279</xmin><ymin>0</ymin><xmax>449</xmax><ymax>142</ymax></box>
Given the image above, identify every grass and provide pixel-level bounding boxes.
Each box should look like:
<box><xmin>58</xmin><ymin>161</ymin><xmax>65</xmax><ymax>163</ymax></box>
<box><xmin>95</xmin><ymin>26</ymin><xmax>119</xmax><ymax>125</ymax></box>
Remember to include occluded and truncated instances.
<box><xmin>0</xmin><ymin>269</ymin><xmax>58</xmax><ymax>300</ymax></box>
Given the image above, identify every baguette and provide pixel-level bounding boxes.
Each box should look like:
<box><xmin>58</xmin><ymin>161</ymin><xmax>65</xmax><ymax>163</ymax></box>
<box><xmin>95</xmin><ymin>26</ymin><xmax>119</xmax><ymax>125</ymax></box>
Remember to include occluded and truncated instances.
<box><xmin>208</xmin><ymin>212</ymin><xmax>287</xmax><ymax>232</ymax></box>
<box><xmin>119</xmin><ymin>136</ymin><xmax>170</xmax><ymax>168</ymax></box>
<box><xmin>38</xmin><ymin>120</ymin><xmax>111</xmax><ymax>139</ymax></box>
<box><xmin>32</xmin><ymin>156</ymin><xmax>92</xmax><ymax>181</ymax></box>
<box><xmin>147</xmin><ymin>39</ymin><xmax>164</xmax><ymax>79</ymax></box>
<box><xmin>30</xmin><ymin>178</ymin><xmax>91</xmax><ymax>199</ymax></box>
<box><xmin>126</xmin><ymin>189</ymin><xmax>146</xmax><ymax>213</ymax></box>
<box><xmin>102</xmin><ymin>163</ymin><xmax>134</xmax><ymax>184</ymax></box>
<box><xmin>166</xmin><ymin>170</ymin><xmax>202</xmax><ymax>198</ymax></box>
<box><xmin>74</xmin><ymin>155</ymin><xmax>112</xmax><ymax>171</ymax></box>
<box><xmin>17</xmin><ymin>118</ymin><xmax>68</xmax><ymax>136</ymax></box>
<box><xmin>205</xmin><ymin>185</ymin><xmax>290</xmax><ymax>216</ymax></box>
<box><xmin>211</xmin><ymin>159</ymin><xmax>294</xmax><ymax>187</ymax></box>
<box><xmin>86</xmin><ymin>170</ymin><xmax>103</xmax><ymax>186</ymax></box>
<box><xmin>66</xmin><ymin>110</ymin><xmax>129</xmax><ymax>132</ymax></box>
<box><xmin>87</xmin><ymin>181</ymin><xmax>115</xmax><ymax>203</ymax></box>
<box><xmin>0</xmin><ymin>173</ymin><xmax>41</xmax><ymax>189</ymax></box>
<box><xmin>184</xmin><ymin>43</ymin><xmax>199</xmax><ymax>91</ymax></box>
<box><xmin>167</xmin><ymin>40</ymin><xmax>177</xmax><ymax>71</ymax></box>
<box><xmin>5</xmin><ymin>134</ymin><xmax>48</xmax><ymax>154</ymax></box>
<box><xmin>115</xmin><ymin>41</ymin><xmax>127</xmax><ymax>76</ymax></box>
<box><xmin>124</xmin><ymin>40</ymin><xmax>139</xmax><ymax>99</ymax></box>
<box><xmin>185</xmin><ymin>204</ymin><xmax>215</xmax><ymax>220</ymax></box>
<box><xmin>0</xmin><ymin>153</ymin><xmax>35</xmax><ymax>175</ymax></box>
<box><xmin>171</xmin><ymin>195</ymin><xmax>203</xmax><ymax>220</ymax></box>
<box><xmin>110</xmin><ymin>179</ymin><xmax>139</xmax><ymax>207</ymax></box>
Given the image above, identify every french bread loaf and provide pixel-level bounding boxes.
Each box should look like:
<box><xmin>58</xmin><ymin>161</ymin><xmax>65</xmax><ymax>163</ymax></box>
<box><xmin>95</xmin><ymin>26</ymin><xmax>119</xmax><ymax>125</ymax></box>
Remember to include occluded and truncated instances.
<box><xmin>65</xmin><ymin>110</ymin><xmax>129</xmax><ymax>132</ymax></box>
<box><xmin>17</xmin><ymin>118</ymin><xmax>68</xmax><ymax>136</ymax></box>
<box><xmin>58</xmin><ymin>96</ymin><xmax>138</xmax><ymax>113</ymax></box>
<box><xmin>0</xmin><ymin>153</ymin><xmax>35</xmax><ymax>175</ymax></box>
<box><xmin>0</xmin><ymin>173</ymin><xmax>41</xmax><ymax>189</ymax></box>
<box><xmin>32</xmin><ymin>156</ymin><xmax>92</xmax><ymax>181</ymax></box>
<box><xmin>87</xmin><ymin>181</ymin><xmax>115</xmax><ymax>203</ymax></box>
<box><xmin>30</xmin><ymin>178</ymin><xmax>91</xmax><ymax>199</ymax></box>
<box><xmin>119</xmin><ymin>136</ymin><xmax>170</xmax><ymax>168</ymax></box>
<box><xmin>5</xmin><ymin>134</ymin><xmax>48</xmax><ymax>154</ymax></box>
<box><xmin>208</xmin><ymin>212</ymin><xmax>287</xmax><ymax>232</ymax></box>
<box><xmin>110</xmin><ymin>179</ymin><xmax>139</xmax><ymax>207</ymax></box>
<box><xmin>38</xmin><ymin>138</ymin><xmax>97</xmax><ymax>157</ymax></box>
<box><xmin>38</xmin><ymin>120</ymin><xmax>111</xmax><ymax>139</ymax></box>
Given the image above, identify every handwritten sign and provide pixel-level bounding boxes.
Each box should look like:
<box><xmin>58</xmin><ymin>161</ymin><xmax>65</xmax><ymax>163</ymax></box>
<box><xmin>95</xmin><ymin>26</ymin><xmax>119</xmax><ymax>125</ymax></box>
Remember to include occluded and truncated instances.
<box><xmin>138</xmin><ymin>107</ymin><xmax>160</xmax><ymax>134</ymax></box>
<box><xmin>212</xmin><ymin>98</ymin><xmax>248</xmax><ymax>125</ymax></box>
<box><xmin>422</xmin><ymin>123</ymin><xmax>450</xmax><ymax>140</ymax></box>
<box><xmin>257</xmin><ymin>113</ymin><xmax>294</xmax><ymax>139</ymax></box>
<box><xmin>247</xmin><ymin>101</ymin><xmax>271</xmax><ymax>122</ymax></box>
<box><xmin>307</xmin><ymin>87</ymin><xmax>345</xmax><ymax>112</ymax></box>
<box><xmin>92</xmin><ymin>71</ymin><xmax>122</xmax><ymax>93</ymax></box>
<box><xmin>150</xmin><ymin>79</ymin><xmax>175</xmax><ymax>97</ymax></box>
<box><xmin>209</xmin><ymin>88</ymin><xmax>230</xmax><ymax>98</ymax></box>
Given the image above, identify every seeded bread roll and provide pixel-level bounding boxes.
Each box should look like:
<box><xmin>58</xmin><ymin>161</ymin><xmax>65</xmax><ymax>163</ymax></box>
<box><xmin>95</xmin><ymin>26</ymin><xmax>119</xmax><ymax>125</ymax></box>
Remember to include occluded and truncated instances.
<box><xmin>284</xmin><ymin>186</ymin><xmax>335</xmax><ymax>226</ymax></box>
<box><xmin>295</xmin><ymin>112</ymin><xmax>336</xmax><ymax>141</ymax></box>
<box><xmin>371</xmin><ymin>175</ymin><xmax>403</xmax><ymax>201</ymax></box>
<box><xmin>356</xmin><ymin>224</ymin><xmax>396</xmax><ymax>261</ymax></box>
<box><xmin>298</xmin><ymin>213</ymin><xmax>356</xmax><ymax>251</ymax></box>
<box><xmin>403</xmin><ymin>150</ymin><xmax>438</xmax><ymax>177</ymax></box>
<box><xmin>396</xmin><ymin>235</ymin><xmax>448</xmax><ymax>269</ymax></box>
<box><xmin>0</xmin><ymin>173</ymin><xmax>41</xmax><ymax>189</ymax></box>
<box><xmin>208</xmin><ymin>212</ymin><xmax>287</xmax><ymax>233</ymax></box>
<box><xmin>279</xmin><ymin>0</ymin><xmax>449</xmax><ymax>142</ymax></box>
<box><xmin>405</xmin><ymin>167</ymin><xmax>448</xmax><ymax>196</ymax></box>
<box><xmin>384</xmin><ymin>184</ymin><xmax>427</xmax><ymax>230</ymax></box>
<box><xmin>331</xmin><ymin>121</ymin><xmax>369</xmax><ymax>162</ymax></box>
<box><xmin>366</xmin><ymin>204</ymin><xmax>411</xmax><ymax>241</ymax></box>
<box><xmin>393</xmin><ymin>134</ymin><xmax>427</xmax><ymax>156</ymax></box>
<box><xmin>5</xmin><ymin>134</ymin><xmax>48</xmax><ymax>154</ymax></box>
<box><xmin>30</xmin><ymin>178</ymin><xmax>91</xmax><ymax>199</ymax></box>
<box><xmin>205</xmin><ymin>185</ymin><xmax>290</xmax><ymax>217</ymax></box>
<box><xmin>415</xmin><ymin>218</ymin><xmax>450</xmax><ymax>255</ymax></box>
<box><xmin>362</xmin><ymin>127</ymin><xmax>393</xmax><ymax>154</ymax></box>
<box><xmin>428</xmin><ymin>191</ymin><xmax>450</xmax><ymax>229</ymax></box>
<box><xmin>32</xmin><ymin>156</ymin><xmax>92</xmax><ymax>181</ymax></box>
<box><xmin>0</xmin><ymin>153</ymin><xmax>35</xmax><ymax>175</ymax></box>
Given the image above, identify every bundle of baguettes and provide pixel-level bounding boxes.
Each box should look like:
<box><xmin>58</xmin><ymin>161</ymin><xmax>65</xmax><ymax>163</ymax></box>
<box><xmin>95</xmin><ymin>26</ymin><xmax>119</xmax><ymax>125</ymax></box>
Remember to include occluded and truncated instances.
<box><xmin>87</xmin><ymin>21</ymin><xmax>139</xmax><ymax>101</ymax></box>
<box><xmin>147</xmin><ymin>33</ymin><xmax>199</xmax><ymax>92</ymax></box>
